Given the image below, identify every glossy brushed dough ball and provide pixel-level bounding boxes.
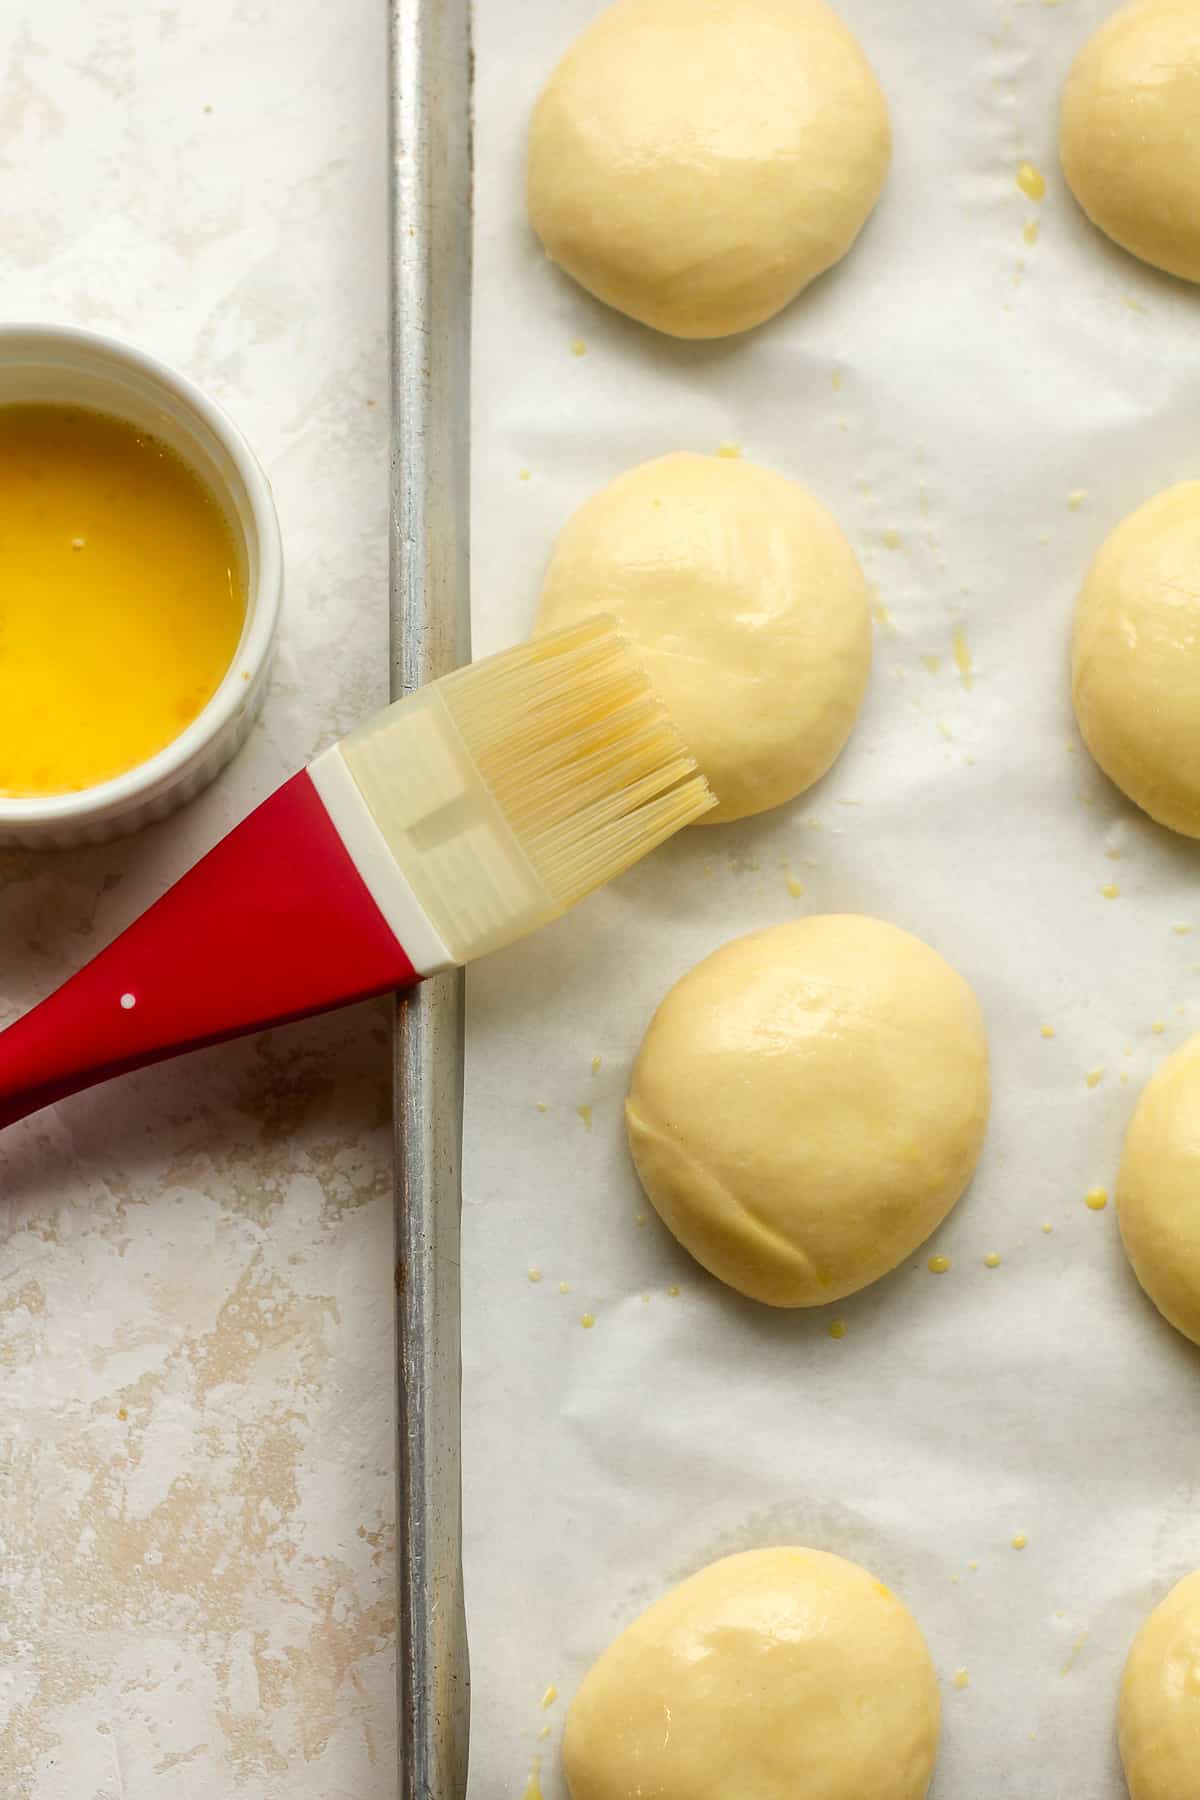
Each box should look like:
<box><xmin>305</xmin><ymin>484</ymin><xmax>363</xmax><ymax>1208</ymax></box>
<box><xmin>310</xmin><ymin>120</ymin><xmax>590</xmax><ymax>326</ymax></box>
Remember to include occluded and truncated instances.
<box><xmin>537</xmin><ymin>454</ymin><xmax>872</xmax><ymax>825</ymax></box>
<box><xmin>1061</xmin><ymin>0</ymin><xmax>1200</xmax><ymax>285</ymax></box>
<box><xmin>527</xmin><ymin>0</ymin><xmax>891</xmax><ymax>339</ymax></box>
<box><xmin>1120</xmin><ymin>1571</ymin><xmax>1200</xmax><ymax>1800</ymax></box>
<box><xmin>564</xmin><ymin>1548</ymin><xmax>941</xmax><ymax>1800</ymax></box>
<box><xmin>625</xmin><ymin>916</ymin><xmax>991</xmax><ymax>1307</ymax></box>
<box><xmin>1117</xmin><ymin>1035</ymin><xmax>1200</xmax><ymax>1346</ymax></box>
<box><xmin>1072</xmin><ymin>484</ymin><xmax>1200</xmax><ymax>837</ymax></box>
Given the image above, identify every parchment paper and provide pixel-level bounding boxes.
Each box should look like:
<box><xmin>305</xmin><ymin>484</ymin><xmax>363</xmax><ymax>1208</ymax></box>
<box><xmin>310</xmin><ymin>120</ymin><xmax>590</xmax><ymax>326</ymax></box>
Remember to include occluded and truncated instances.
<box><xmin>465</xmin><ymin>3</ymin><xmax>1200</xmax><ymax>1793</ymax></box>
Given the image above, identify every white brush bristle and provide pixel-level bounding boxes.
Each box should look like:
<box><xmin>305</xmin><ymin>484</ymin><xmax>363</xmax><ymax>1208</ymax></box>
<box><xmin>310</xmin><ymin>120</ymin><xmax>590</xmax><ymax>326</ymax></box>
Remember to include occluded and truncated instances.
<box><xmin>438</xmin><ymin>617</ymin><xmax>714</xmax><ymax>907</ymax></box>
<box><xmin>339</xmin><ymin>617</ymin><xmax>714</xmax><ymax>964</ymax></box>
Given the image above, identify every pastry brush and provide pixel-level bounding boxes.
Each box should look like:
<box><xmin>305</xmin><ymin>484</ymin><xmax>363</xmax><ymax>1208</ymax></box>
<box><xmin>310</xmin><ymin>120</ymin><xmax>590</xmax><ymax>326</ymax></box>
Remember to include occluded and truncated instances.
<box><xmin>0</xmin><ymin>616</ymin><xmax>714</xmax><ymax>1130</ymax></box>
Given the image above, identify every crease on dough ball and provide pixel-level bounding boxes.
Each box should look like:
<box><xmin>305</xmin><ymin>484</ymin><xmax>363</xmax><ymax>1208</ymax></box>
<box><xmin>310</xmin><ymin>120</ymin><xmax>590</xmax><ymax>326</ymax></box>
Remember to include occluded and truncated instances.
<box><xmin>1071</xmin><ymin>482</ymin><xmax>1200</xmax><ymax>839</ymax></box>
<box><xmin>1060</xmin><ymin>0</ymin><xmax>1200</xmax><ymax>285</ymax></box>
<box><xmin>625</xmin><ymin>915</ymin><xmax>991</xmax><ymax>1307</ymax></box>
<box><xmin>536</xmin><ymin>452</ymin><xmax>872</xmax><ymax>826</ymax></box>
<box><xmin>1117</xmin><ymin>1032</ymin><xmax>1200</xmax><ymax>1347</ymax></box>
<box><xmin>563</xmin><ymin>1547</ymin><xmax>941</xmax><ymax>1800</ymax></box>
<box><xmin>528</xmin><ymin>0</ymin><xmax>891</xmax><ymax>338</ymax></box>
<box><xmin>622</xmin><ymin>1100</ymin><xmax>822</xmax><ymax>1296</ymax></box>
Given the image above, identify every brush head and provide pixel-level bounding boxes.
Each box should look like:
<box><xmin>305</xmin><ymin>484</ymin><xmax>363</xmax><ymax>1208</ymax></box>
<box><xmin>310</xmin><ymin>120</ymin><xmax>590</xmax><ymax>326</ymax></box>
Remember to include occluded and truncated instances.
<box><xmin>338</xmin><ymin>617</ymin><xmax>715</xmax><ymax>965</ymax></box>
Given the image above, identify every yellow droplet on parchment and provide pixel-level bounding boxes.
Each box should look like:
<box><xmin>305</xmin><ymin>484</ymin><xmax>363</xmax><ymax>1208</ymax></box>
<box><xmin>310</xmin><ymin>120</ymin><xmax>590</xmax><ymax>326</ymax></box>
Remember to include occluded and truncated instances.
<box><xmin>523</xmin><ymin>1756</ymin><xmax>544</xmax><ymax>1800</ymax></box>
<box><xmin>1061</xmin><ymin>1630</ymin><xmax>1089</xmax><ymax>1677</ymax></box>
<box><xmin>952</xmin><ymin>625</ymin><xmax>974</xmax><ymax>691</ymax></box>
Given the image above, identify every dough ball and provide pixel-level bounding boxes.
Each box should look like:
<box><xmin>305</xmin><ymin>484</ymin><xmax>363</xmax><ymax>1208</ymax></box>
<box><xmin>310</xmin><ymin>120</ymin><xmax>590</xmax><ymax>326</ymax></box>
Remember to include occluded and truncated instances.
<box><xmin>1117</xmin><ymin>1033</ymin><xmax>1200</xmax><ymax>1346</ymax></box>
<box><xmin>1060</xmin><ymin>0</ymin><xmax>1200</xmax><ymax>285</ymax></box>
<box><xmin>527</xmin><ymin>0</ymin><xmax>891</xmax><ymax>339</ymax></box>
<box><xmin>1071</xmin><ymin>483</ymin><xmax>1200</xmax><ymax>838</ymax></box>
<box><xmin>537</xmin><ymin>453</ymin><xmax>871</xmax><ymax>825</ymax></box>
<box><xmin>564</xmin><ymin>1547</ymin><xmax>941</xmax><ymax>1800</ymax></box>
<box><xmin>1120</xmin><ymin>1569</ymin><xmax>1200</xmax><ymax>1800</ymax></box>
<box><xmin>626</xmin><ymin>916</ymin><xmax>990</xmax><ymax>1307</ymax></box>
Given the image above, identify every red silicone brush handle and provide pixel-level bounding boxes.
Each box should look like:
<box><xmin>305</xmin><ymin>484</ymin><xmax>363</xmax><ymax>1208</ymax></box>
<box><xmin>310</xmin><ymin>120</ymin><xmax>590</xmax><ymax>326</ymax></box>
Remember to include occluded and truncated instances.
<box><xmin>0</xmin><ymin>769</ymin><xmax>421</xmax><ymax>1130</ymax></box>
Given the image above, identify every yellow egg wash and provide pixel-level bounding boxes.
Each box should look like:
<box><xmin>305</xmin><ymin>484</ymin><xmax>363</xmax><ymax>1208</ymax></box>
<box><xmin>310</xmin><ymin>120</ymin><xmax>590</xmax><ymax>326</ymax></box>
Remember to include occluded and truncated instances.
<box><xmin>1061</xmin><ymin>1630</ymin><xmax>1088</xmax><ymax>1676</ymax></box>
<box><xmin>952</xmin><ymin>624</ymin><xmax>974</xmax><ymax>691</ymax></box>
<box><xmin>0</xmin><ymin>404</ymin><xmax>246</xmax><ymax>796</ymax></box>
<box><xmin>522</xmin><ymin>1755</ymin><xmax>544</xmax><ymax>1800</ymax></box>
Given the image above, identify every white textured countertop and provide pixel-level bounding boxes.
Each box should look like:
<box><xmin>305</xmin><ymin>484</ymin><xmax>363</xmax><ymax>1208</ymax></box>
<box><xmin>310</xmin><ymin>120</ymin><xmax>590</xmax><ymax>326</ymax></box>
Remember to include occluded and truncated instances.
<box><xmin>0</xmin><ymin>3</ymin><xmax>397</xmax><ymax>1794</ymax></box>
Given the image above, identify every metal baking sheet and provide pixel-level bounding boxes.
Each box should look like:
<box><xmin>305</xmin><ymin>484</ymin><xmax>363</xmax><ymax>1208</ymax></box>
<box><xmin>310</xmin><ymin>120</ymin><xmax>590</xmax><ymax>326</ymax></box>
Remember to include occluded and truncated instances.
<box><xmin>389</xmin><ymin>0</ymin><xmax>473</xmax><ymax>1794</ymax></box>
<box><xmin>461</xmin><ymin>1</ymin><xmax>1200</xmax><ymax>1798</ymax></box>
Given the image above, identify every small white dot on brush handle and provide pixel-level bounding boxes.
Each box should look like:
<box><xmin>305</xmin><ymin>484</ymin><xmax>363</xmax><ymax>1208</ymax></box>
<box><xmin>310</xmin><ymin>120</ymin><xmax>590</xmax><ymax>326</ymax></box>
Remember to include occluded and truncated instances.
<box><xmin>120</xmin><ymin>993</ymin><xmax>136</xmax><ymax>1010</ymax></box>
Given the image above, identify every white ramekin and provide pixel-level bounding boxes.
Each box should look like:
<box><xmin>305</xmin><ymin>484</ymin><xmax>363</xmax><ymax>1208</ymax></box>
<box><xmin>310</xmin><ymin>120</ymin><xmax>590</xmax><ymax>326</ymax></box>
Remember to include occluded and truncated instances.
<box><xmin>0</xmin><ymin>324</ymin><xmax>283</xmax><ymax>848</ymax></box>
